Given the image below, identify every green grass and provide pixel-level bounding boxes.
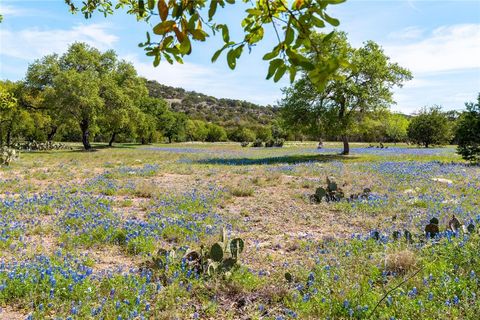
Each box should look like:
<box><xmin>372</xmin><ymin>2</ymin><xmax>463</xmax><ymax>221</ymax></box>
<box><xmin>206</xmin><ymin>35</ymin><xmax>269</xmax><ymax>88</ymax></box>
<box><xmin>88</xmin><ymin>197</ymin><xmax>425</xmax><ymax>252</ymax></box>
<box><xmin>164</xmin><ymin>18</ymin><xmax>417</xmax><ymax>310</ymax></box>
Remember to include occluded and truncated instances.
<box><xmin>0</xmin><ymin>142</ymin><xmax>478</xmax><ymax>319</ymax></box>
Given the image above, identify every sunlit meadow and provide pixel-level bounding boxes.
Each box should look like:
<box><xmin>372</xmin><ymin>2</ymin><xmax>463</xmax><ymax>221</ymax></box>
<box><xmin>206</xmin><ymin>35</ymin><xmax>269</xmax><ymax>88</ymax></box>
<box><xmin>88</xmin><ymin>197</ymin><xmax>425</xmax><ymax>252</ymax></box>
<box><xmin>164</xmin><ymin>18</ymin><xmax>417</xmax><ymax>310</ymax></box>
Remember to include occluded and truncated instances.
<box><xmin>0</xmin><ymin>142</ymin><xmax>478</xmax><ymax>319</ymax></box>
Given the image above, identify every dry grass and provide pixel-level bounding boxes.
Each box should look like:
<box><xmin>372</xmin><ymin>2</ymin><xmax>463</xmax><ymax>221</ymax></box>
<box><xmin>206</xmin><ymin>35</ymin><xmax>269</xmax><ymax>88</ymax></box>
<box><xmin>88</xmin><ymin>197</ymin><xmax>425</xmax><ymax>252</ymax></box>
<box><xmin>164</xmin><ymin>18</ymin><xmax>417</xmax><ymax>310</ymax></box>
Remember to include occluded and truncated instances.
<box><xmin>385</xmin><ymin>249</ymin><xmax>417</xmax><ymax>274</ymax></box>
<box><xmin>133</xmin><ymin>180</ymin><xmax>159</xmax><ymax>198</ymax></box>
<box><xmin>230</xmin><ymin>184</ymin><xmax>255</xmax><ymax>197</ymax></box>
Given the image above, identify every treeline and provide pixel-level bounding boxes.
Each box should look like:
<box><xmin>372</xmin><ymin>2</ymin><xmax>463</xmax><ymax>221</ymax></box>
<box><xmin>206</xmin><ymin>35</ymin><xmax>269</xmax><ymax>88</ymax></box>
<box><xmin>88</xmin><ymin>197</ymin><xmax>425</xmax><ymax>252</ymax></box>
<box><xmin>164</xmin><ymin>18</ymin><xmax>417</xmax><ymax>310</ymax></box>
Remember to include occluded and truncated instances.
<box><xmin>0</xmin><ymin>43</ymin><xmax>289</xmax><ymax>150</ymax></box>
<box><xmin>1</xmin><ymin>42</ymin><xmax>476</xmax><ymax>153</ymax></box>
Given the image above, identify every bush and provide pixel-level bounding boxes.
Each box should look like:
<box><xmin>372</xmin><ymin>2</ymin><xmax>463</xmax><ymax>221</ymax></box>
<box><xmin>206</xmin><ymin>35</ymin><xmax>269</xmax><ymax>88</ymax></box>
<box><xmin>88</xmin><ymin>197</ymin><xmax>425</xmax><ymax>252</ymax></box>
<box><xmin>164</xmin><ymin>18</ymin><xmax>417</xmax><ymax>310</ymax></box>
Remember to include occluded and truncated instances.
<box><xmin>0</xmin><ymin>147</ymin><xmax>19</xmax><ymax>165</ymax></box>
<box><xmin>265</xmin><ymin>139</ymin><xmax>275</xmax><ymax>147</ymax></box>
<box><xmin>274</xmin><ymin>138</ymin><xmax>285</xmax><ymax>147</ymax></box>
<box><xmin>252</xmin><ymin>139</ymin><xmax>264</xmax><ymax>147</ymax></box>
<box><xmin>456</xmin><ymin>94</ymin><xmax>480</xmax><ymax>164</ymax></box>
<box><xmin>206</xmin><ymin>124</ymin><xmax>227</xmax><ymax>142</ymax></box>
<box><xmin>265</xmin><ymin>138</ymin><xmax>285</xmax><ymax>148</ymax></box>
<box><xmin>407</xmin><ymin>106</ymin><xmax>451</xmax><ymax>148</ymax></box>
<box><xmin>230</xmin><ymin>127</ymin><xmax>256</xmax><ymax>142</ymax></box>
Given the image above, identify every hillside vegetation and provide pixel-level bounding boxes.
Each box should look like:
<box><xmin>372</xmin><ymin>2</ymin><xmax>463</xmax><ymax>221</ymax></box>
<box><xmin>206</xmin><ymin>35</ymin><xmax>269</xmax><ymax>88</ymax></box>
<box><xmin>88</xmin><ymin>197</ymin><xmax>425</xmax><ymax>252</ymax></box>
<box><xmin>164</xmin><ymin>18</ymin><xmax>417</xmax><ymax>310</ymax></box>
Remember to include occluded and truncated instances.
<box><xmin>146</xmin><ymin>80</ymin><xmax>277</xmax><ymax>128</ymax></box>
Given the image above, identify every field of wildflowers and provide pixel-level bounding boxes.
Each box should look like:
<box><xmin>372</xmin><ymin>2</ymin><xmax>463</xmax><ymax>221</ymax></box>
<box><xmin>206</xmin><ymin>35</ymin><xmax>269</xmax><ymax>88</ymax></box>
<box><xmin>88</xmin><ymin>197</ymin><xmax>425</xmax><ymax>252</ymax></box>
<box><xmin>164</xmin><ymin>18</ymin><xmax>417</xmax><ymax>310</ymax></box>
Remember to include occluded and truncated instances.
<box><xmin>0</xmin><ymin>142</ymin><xmax>478</xmax><ymax>319</ymax></box>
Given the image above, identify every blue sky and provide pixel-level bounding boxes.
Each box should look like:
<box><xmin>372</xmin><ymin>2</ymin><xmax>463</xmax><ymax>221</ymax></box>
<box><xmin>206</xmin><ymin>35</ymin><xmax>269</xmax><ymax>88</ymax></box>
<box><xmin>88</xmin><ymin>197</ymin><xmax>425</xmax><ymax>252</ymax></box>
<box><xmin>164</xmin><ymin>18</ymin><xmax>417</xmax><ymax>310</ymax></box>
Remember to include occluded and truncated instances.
<box><xmin>0</xmin><ymin>0</ymin><xmax>479</xmax><ymax>114</ymax></box>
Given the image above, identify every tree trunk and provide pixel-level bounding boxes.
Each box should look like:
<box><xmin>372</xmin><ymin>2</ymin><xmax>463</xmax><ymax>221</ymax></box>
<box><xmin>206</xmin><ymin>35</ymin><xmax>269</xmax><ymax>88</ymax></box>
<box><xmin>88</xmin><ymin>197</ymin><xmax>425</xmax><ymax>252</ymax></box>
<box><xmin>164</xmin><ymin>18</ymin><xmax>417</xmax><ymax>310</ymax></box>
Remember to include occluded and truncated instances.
<box><xmin>47</xmin><ymin>126</ymin><xmax>57</xmax><ymax>142</ymax></box>
<box><xmin>141</xmin><ymin>137</ymin><xmax>146</xmax><ymax>145</ymax></box>
<box><xmin>341</xmin><ymin>135</ymin><xmax>350</xmax><ymax>155</ymax></box>
<box><xmin>6</xmin><ymin>130</ymin><xmax>12</xmax><ymax>147</ymax></box>
<box><xmin>80</xmin><ymin>120</ymin><xmax>91</xmax><ymax>150</ymax></box>
<box><xmin>168</xmin><ymin>136</ymin><xmax>172</xmax><ymax>144</ymax></box>
<box><xmin>109</xmin><ymin>132</ymin><xmax>116</xmax><ymax>147</ymax></box>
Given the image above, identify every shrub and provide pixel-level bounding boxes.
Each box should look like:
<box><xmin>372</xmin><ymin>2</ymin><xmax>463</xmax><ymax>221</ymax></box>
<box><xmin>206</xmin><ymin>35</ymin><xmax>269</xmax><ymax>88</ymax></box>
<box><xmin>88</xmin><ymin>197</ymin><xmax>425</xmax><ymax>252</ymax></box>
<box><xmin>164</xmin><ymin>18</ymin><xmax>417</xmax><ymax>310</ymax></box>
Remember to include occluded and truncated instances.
<box><xmin>456</xmin><ymin>94</ymin><xmax>480</xmax><ymax>163</ymax></box>
<box><xmin>206</xmin><ymin>124</ymin><xmax>228</xmax><ymax>142</ymax></box>
<box><xmin>274</xmin><ymin>138</ymin><xmax>285</xmax><ymax>147</ymax></box>
<box><xmin>266</xmin><ymin>138</ymin><xmax>284</xmax><ymax>147</ymax></box>
<box><xmin>231</xmin><ymin>127</ymin><xmax>256</xmax><ymax>142</ymax></box>
<box><xmin>407</xmin><ymin>106</ymin><xmax>451</xmax><ymax>148</ymax></box>
<box><xmin>265</xmin><ymin>139</ymin><xmax>275</xmax><ymax>147</ymax></box>
<box><xmin>252</xmin><ymin>139</ymin><xmax>264</xmax><ymax>147</ymax></box>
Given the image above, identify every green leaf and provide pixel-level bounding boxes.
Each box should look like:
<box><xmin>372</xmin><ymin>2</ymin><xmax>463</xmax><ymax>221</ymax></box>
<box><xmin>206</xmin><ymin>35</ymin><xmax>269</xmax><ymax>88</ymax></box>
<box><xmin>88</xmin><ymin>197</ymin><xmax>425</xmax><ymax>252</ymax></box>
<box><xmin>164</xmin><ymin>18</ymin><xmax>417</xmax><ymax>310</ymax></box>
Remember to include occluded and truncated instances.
<box><xmin>147</xmin><ymin>0</ymin><xmax>155</xmax><ymax>10</ymax></box>
<box><xmin>163</xmin><ymin>52</ymin><xmax>173</xmax><ymax>64</ymax></box>
<box><xmin>323</xmin><ymin>13</ymin><xmax>340</xmax><ymax>26</ymax></box>
<box><xmin>161</xmin><ymin>35</ymin><xmax>174</xmax><ymax>48</ymax></box>
<box><xmin>173</xmin><ymin>54</ymin><xmax>183</xmax><ymax>64</ymax></box>
<box><xmin>178</xmin><ymin>36</ymin><xmax>191</xmax><ymax>54</ymax></box>
<box><xmin>208</xmin><ymin>0</ymin><xmax>218</xmax><ymax>21</ymax></box>
<box><xmin>322</xmin><ymin>31</ymin><xmax>335</xmax><ymax>43</ymax></box>
<box><xmin>190</xmin><ymin>29</ymin><xmax>208</xmax><ymax>41</ymax></box>
<box><xmin>263</xmin><ymin>48</ymin><xmax>280</xmax><ymax>61</ymax></box>
<box><xmin>226</xmin><ymin>49</ymin><xmax>236</xmax><ymax>69</ymax></box>
<box><xmin>153</xmin><ymin>21</ymin><xmax>175</xmax><ymax>35</ymax></box>
<box><xmin>153</xmin><ymin>54</ymin><xmax>160</xmax><ymax>67</ymax></box>
<box><xmin>311</xmin><ymin>16</ymin><xmax>326</xmax><ymax>28</ymax></box>
<box><xmin>325</xmin><ymin>0</ymin><xmax>347</xmax><ymax>4</ymax></box>
<box><xmin>266</xmin><ymin>59</ymin><xmax>283</xmax><ymax>80</ymax></box>
<box><xmin>225</xmin><ymin>0</ymin><xmax>235</xmax><ymax>4</ymax></box>
<box><xmin>219</xmin><ymin>24</ymin><xmax>229</xmax><ymax>43</ymax></box>
<box><xmin>146</xmin><ymin>31</ymin><xmax>150</xmax><ymax>43</ymax></box>
<box><xmin>289</xmin><ymin>67</ymin><xmax>297</xmax><ymax>83</ymax></box>
<box><xmin>138</xmin><ymin>0</ymin><xmax>145</xmax><ymax>16</ymax></box>
<box><xmin>285</xmin><ymin>27</ymin><xmax>294</xmax><ymax>45</ymax></box>
<box><xmin>211</xmin><ymin>46</ymin><xmax>227</xmax><ymax>63</ymax></box>
<box><xmin>274</xmin><ymin>64</ymin><xmax>287</xmax><ymax>82</ymax></box>
<box><xmin>246</xmin><ymin>9</ymin><xmax>262</xmax><ymax>15</ymax></box>
<box><xmin>233</xmin><ymin>44</ymin><xmax>243</xmax><ymax>58</ymax></box>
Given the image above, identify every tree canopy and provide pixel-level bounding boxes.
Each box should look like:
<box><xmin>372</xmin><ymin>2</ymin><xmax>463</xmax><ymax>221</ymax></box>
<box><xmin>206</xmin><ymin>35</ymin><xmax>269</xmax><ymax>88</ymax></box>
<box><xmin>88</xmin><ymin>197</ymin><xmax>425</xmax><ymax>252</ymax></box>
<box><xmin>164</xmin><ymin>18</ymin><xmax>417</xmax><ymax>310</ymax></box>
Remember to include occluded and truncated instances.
<box><xmin>456</xmin><ymin>93</ymin><xmax>480</xmax><ymax>163</ymax></box>
<box><xmin>279</xmin><ymin>32</ymin><xmax>412</xmax><ymax>154</ymax></box>
<box><xmin>407</xmin><ymin>106</ymin><xmax>452</xmax><ymax>148</ymax></box>
<box><xmin>64</xmin><ymin>0</ymin><xmax>347</xmax><ymax>89</ymax></box>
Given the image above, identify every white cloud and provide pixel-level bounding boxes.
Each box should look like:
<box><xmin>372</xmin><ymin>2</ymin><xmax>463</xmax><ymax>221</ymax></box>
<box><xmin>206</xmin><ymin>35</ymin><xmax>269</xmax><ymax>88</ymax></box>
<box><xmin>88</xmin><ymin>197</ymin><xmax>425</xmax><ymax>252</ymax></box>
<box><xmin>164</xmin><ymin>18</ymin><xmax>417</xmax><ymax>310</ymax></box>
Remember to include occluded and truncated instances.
<box><xmin>126</xmin><ymin>54</ymin><xmax>217</xmax><ymax>89</ymax></box>
<box><xmin>388</xmin><ymin>26</ymin><xmax>425</xmax><ymax>40</ymax></box>
<box><xmin>0</xmin><ymin>4</ymin><xmax>25</xmax><ymax>16</ymax></box>
<box><xmin>0</xmin><ymin>24</ymin><xmax>119</xmax><ymax>61</ymax></box>
<box><xmin>0</xmin><ymin>3</ymin><xmax>45</xmax><ymax>17</ymax></box>
<box><xmin>385</xmin><ymin>24</ymin><xmax>480</xmax><ymax>74</ymax></box>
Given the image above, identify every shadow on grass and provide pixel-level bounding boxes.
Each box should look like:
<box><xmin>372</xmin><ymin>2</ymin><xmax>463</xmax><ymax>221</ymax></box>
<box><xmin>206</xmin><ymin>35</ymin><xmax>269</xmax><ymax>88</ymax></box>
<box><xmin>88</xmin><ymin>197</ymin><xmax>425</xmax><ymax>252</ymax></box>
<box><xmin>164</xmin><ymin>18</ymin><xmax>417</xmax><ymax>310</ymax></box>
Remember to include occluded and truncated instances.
<box><xmin>196</xmin><ymin>154</ymin><xmax>358</xmax><ymax>166</ymax></box>
<box><xmin>67</xmin><ymin>143</ymin><xmax>143</xmax><ymax>153</ymax></box>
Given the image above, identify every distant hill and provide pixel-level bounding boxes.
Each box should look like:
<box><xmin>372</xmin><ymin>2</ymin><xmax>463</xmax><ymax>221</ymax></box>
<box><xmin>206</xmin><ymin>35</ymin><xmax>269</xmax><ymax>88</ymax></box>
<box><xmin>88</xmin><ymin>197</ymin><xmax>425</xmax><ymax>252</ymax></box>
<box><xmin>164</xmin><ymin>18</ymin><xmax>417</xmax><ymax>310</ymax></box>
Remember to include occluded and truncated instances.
<box><xmin>146</xmin><ymin>80</ymin><xmax>278</xmax><ymax>128</ymax></box>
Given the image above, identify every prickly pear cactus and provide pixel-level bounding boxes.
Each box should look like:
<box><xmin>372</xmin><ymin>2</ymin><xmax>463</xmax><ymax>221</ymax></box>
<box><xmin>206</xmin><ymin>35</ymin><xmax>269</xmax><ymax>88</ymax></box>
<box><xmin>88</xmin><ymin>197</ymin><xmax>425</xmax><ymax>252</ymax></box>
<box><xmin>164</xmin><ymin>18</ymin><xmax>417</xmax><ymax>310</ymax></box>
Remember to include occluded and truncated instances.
<box><xmin>210</xmin><ymin>242</ymin><xmax>224</xmax><ymax>262</ymax></box>
<box><xmin>326</xmin><ymin>176</ymin><xmax>337</xmax><ymax>192</ymax></box>
<box><xmin>311</xmin><ymin>177</ymin><xmax>347</xmax><ymax>203</ymax></box>
<box><xmin>314</xmin><ymin>187</ymin><xmax>327</xmax><ymax>202</ymax></box>
<box><xmin>392</xmin><ymin>231</ymin><xmax>401</xmax><ymax>240</ymax></box>
<box><xmin>466</xmin><ymin>223</ymin><xmax>475</xmax><ymax>233</ymax></box>
<box><xmin>404</xmin><ymin>230</ymin><xmax>413</xmax><ymax>243</ymax></box>
<box><xmin>448</xmin><ymin>215</ymin><xmax>461</xmax><ymax>232</ymax></box>
<box><xmin>230</xmin><ymin>238</ymin><xmax>244</xmax><ymax>259</ymax></box>
<box><xmin>0</xmin><ymin>147</ymin><xmax>18</xmax><ymax>165</ymax></box>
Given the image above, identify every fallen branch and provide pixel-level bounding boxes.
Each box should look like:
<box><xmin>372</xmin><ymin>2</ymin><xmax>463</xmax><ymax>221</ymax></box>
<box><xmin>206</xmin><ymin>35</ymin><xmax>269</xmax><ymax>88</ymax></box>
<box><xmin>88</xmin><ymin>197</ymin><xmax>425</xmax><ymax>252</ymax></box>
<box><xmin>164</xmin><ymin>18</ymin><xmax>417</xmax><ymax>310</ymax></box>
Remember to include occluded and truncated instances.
<box><xmin>369</xmin><ymin>257</ymin><xmax>436</xmax><ymax>318</ymax></box>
